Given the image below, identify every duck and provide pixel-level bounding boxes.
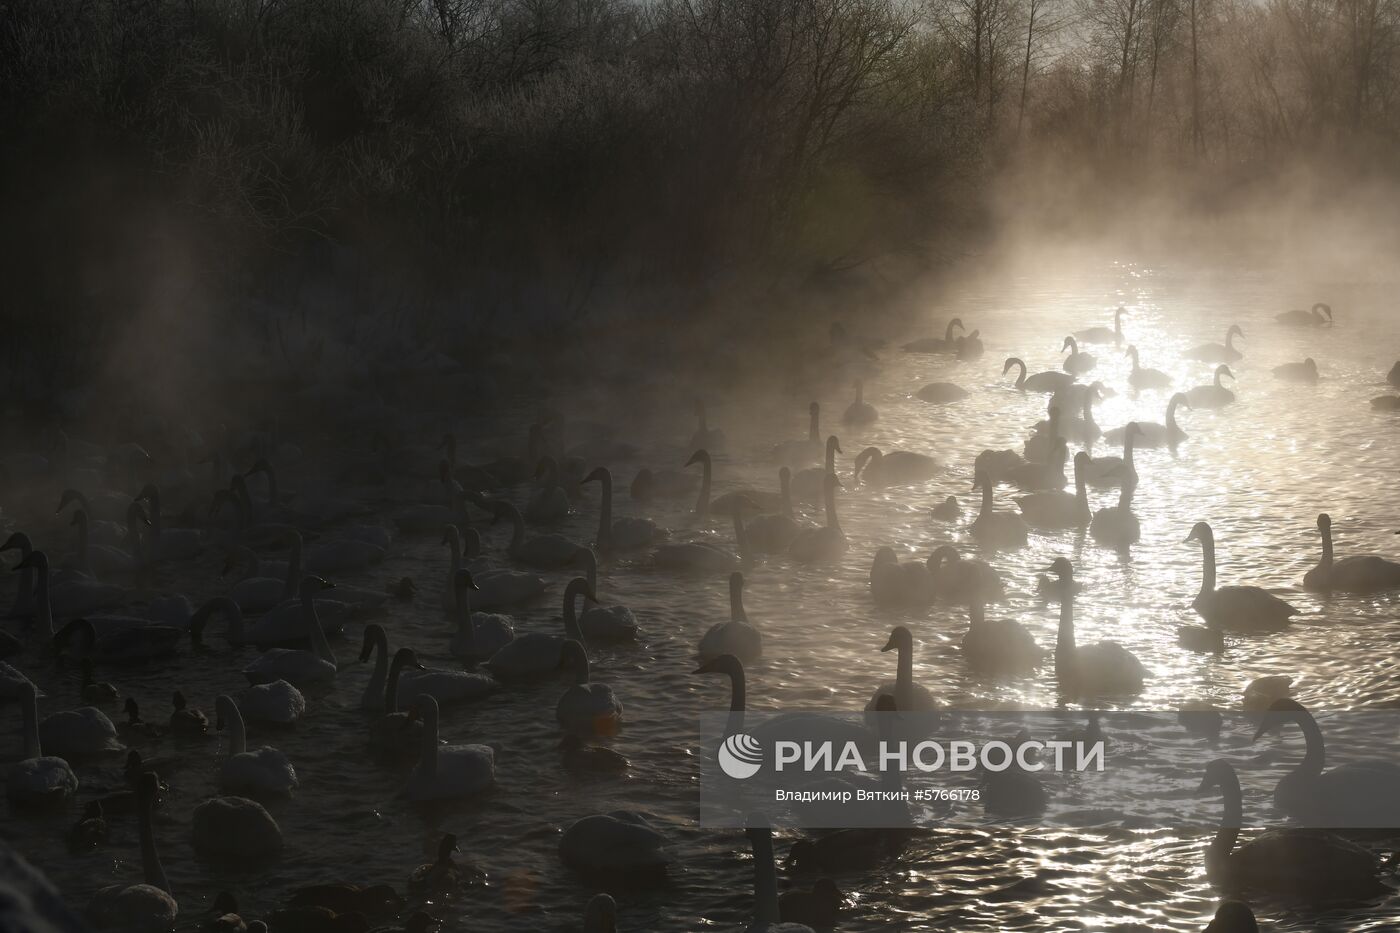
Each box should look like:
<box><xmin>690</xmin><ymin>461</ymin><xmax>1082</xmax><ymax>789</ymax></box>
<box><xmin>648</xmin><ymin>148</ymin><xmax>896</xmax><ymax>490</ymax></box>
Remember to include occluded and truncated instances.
<box><xmin>791</xmin><ymin>435</ymin><xmax>842</xmax><ymax>503</ymax></box>
<box><xmin>242</xmin><ymin>576</ymin><xmax>339</xmax><ymax>687</ymax></box>
<box><xmin>869</xmin><ymin>548</ymin><xmax>934</xmax><ymax>607</ymax></box>
<box><xmin>488</xmin><ymin>499</ymin><xmax>584</xmax><ymax>569</ymax></box>
<box><xmin>576</xmin><ymin>549</ymin><xmax>639</xmax><ymax>641</ymax></box>
<box><xmin>689</xmin><ymin>399</ymin><xmax>727</xmax><ymax>452</ymax></box>
<box><xmin>1089</xmin><ymin>475</ymin><xmax>1142</xmax><ymax>550</ymax></box>
<box><xmin>745</xmin><ymin>823</ymin><xmax>817</xmax><ymax>933</ymax></box>
<box><xmin>1061</xmin><ymin>336</ymin><xmax>1095</xmax><ymax>374</ymax></box>
<box><xmin>1276</xmin><ymin>302</ymin><xmax>1332</xmax><ymax>327</ymax></box>
<box><xmin>408</xmin><ymin>833</ymin><xmax>483</xmax><ymax>896</ymax></box>
<box><xmin>1273</xmin><ymin>358</ymin><xmax>1319</xmax><ymax>384</ymax></box>
<box><xmin>962</xmin><ymin>601</ymin><xmax>1043</xmax><ymax>676</ymax></box>
<box><xmin>854</xmin><ymin>446</ymin><xmax>941</xmax><ymax>488</ymax></box>
<box><xmin>902</xmin><ymin>317</ymin><xmax>964</xmax><ymax>352</ymax></box>
<box><xmin>915</xmin><ymin>382</ymin><xmax>968</xmax><ymax>404</ymax></box>
<box><xmin>1195</xmin><ymin>758</ymin><xmax>1381</xmax><ymax>900</ymax></box>
<box><xmin>698</xmin><ymin>572</ymin><xmax>763</xmax><ymax>663</ymax></box>
<box><xmin>1104</xmin><ymin>393</ymin><xmax>1190</xmax><ymax>448</ymax></box>
<box><xmin>1188</xmin><ymin>522</ymin><xmax>1297</xmax><ymax>631</ymax></box>
<box><xmin>583</xmin><ymin>466</ymin><xmax>664</xmax><ymax>553</ymax></box>
<box><xmin>841</xmin><ymin>380</ymin><xmax>878</xmax><ymax>425</ymax></box>
<box><xmin>192</xmin><ymin>794</ymin><xmax>283</xmax><ymax>859</ymax></box>
<box><xmin>1186</xmin><ymin>325</ymin><xmax>1244</xmax><ymax>363</ymax></box>
<box><xmin>1003</xmin><ymin>357</ymin><xmax>1074</xmax><ymax>394</ymax></box>
<box><xmin>1048</xmin><ymin>558</ymin><xmax>1145</xmax><ymax>697</ymax></box>
<box><xmin>525</xmin><ymin>458</ymin><xmax>572</xmax><ymax>524</ymax></box>
<box><xmin>865</xmin><ymin>626</ymin><xmax>939</xmax><ymax>713</ymax></box>
<box><xmin>769</xmin><ymin>402</ymin><xmax>824</xmax><ymax>467</ymax></box>
<box><xmin>87</xmin><ymin>772</ymin><xmax>177</xmax><ymax>932</ymax></box>
<box><xmin>559</xmin><ymin>811</ymin><xmax>672</xmax><ymax>879</ymax></box>
<box><xmin>969</xmin><ymin>469</ymin><xmax>1028</xmax><ymax>549</ymax></box>
<box><xmin>1186</xmin><ymin>365</ymin><xmax>1237</xmax><ymax>409</ymax></box>
<box><xmin>1074</xmin><ymin>306</ymin><xmax>1126</xmax><ymax>345</ymax></box>
<box><xmin>484</xmin><ymin>577</ymin><xmax>589</xmax><ymax>678</ymax></box>
<box><xmin>238</xmin><ymin>679</ymin><xmax>306</xmax><ymax>726</ymax></box>
<box><xmin>403</xmin><ymin>694</ymin><xmax>495</xmax><ymax>801</ymax></box>
<box><xmin>787</xmin><ymin>473</ymin><xmax>847</xmax><ymax>563</ymax></box>
<box><xmin>931</xmin><ymin>495</ymin><xmax>960</xmax><ymax>521</ymax></box>
<box><xmin>1302</xmin><ymin>512</ymin><xmax>1400</xmax><ymax>592</ymax></box>
<box><xmin>561</xmin><ymin>733</ymin><xmax>629</xmax><ymax>773</ymax></box>
<box><xmin>6</xmin><ymin>681</ymin><xmax>78</xmax><ymax>804</ymax></box>
<box><xmin>1252</xmin><ymin>697</ymin><xmax>1400</xmax><ymax>827</ymax></box>
<box><xmin>169</xmin><ymin>690</ymin><xmax>209</xmax><ymax>738</ymax></box>
<box><xmin>214</xmin><ymin>694</ymin><xmax>297</xmax><ymax>798</ymax></box>
<box><xmin>1005</xmin><ymin>436</ymin><xmax>1067</xmax><ymax>491</ymax></box>
<box><xmin>927</xmin><ymin>545</ymin><xmax>1005</xmax><ymax>605</ymax></box>
<box><xmin>1014</xmin><ymin>451</ymin><xmax>1090</xmax><ymax>529</ymax></box>
<box><xmin>1125</xmin><ymin>345</ymin><xmax>1171</xmax><ymax>389</ymax></box>
<box><xmin>556</xmin><ymin>639</ymin><xmax>623</xmax><ymax>735</ymax></box>
<box><xmin>80</xmin><ymin>657</ymin><xmax>120</xmax><ymax>706</ymax></box>
<box><xmin>745</xmin><ymin>468</ymin><xmax>805</xmax><ymax>554</ymax></box>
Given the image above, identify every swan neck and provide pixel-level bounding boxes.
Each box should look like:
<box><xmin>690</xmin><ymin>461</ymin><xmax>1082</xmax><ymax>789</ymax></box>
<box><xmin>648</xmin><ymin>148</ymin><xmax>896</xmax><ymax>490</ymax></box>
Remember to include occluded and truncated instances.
<box><xmin>364</xmin><ymin>632</ymin><xmax>389</xmax><ymax>711</ymax></box>
<box><xmin>780</xmin><ymin>471</ymin><xmax>793</xmax><ymax>520</ymax></box>
<box><xmin>220</xmin><ymin>697</ymin><xmax>247</xmax><ymax>755</ymax></box>
<box><xmin>21</xmin><ymin>687</ymin><xmax>40</xmax><ymax>759</ymax></box>
<box><xmin>596</xmin><ymin>472</ymin><xmax>613</xmax><ymax>552</ymax></box>
<box><xmin>386</xmin><ymin>653</ymin><xmax>410</xmax><ymax>715</ymax></box>
<box><xmin>420</xmin><ymin>703</ymin><xmax>439</xmax><ymax>775</ymax></box>
<box><xmin>729</xmin><ymin>667</ymin><xmax>747</xmax><ymax>713</ymax></box>
<box><xmin>825</xmin><ymin>437</ymin><xmax>837</xmax><ymax>473</ymax></box>
<box><xmin>455</xmin><ymin>583</ymin><xmax>477</xmax><ymax>651</ymax></box>
<box><xmin>564</xmin><ymin>584</ymin><xmax>585</xmax><ymax>640</ymax></box>
<box><xmin>808</xmin><ymin>408</ymin><xmax>819</xmax><ymax>442</ymax></box>
<box><xmin>730</xmin><ymin>580</ymin><xmax>747</xmax><ymax>622</ymax></box>
<box><xmin>896</xmin><ymin>641</ymin><xmax>913</xmax><ymax>691</ymax></box>
<box><xmin>751</xmin><ymin>828</ymin><xmax>781</xmax><ymax>924</ymax></box>
<box><xmin>695</xmin><ymin>456</ymin><xmax>711</xmax><ymax>520</ymax></box>
<box><xmin>1056</xmin><ymin>595</ymin><xmax>1076</xmax><ymax>680</ymax></box>
<box><xmin>304</xmin><ymin>593</ymin><xmax>336</xmax><ymax>667</ymax></box>
<box><xmin>1296</xmin><ymin>709</ymin><xmax>1326</xmax><ymax>774</ymax></box>
<box><xmin>824</xmin><ymin>481</ymin><xmax>839</xmax><ymax>531</ymax></box>
<box><xmin>137</xmin><ymin>780</ymin><xmax>171</xmax><ymax>895</ymax></box>
<box><xmin>1166</xmin><ymin>396</ymin><xmax>1180</xmax><ymax>429</ymax></box>
<box><xmin>33</xmin><ymin>560</ymin><xmax>53</xmax><ymax>638</ymax></box>
<box><xmin>979</xmin><ymin>480</ymin><xmax>993</xmax><ymax>517</ymax></box>
<box><xmin>1199</xmin><ymin>536</ymin><xmax>1216</xmax><ymax>597</ymax></box>
<box><xmin>1319</xmin><ymin>523</ymin><xmax>1334</xmax><ymax>568</ymax></box>
<box><xmin>1012</xmin><ymin>358</ymin><xmax>1027</xmax><ymax>388</ymax></box>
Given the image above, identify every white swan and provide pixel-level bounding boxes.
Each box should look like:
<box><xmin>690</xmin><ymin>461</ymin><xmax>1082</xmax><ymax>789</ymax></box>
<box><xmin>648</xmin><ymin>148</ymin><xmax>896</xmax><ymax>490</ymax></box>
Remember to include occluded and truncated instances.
<box><xmin>87</xmin><ymin>773</ymin><xmax>176</xmax><ymax>932</ymax></box>
<box><xmin>787</xmin><ymin>473</ymin><xmax>846</xmax><ymax>563</ymax></box>
<box><xmin>974</xmin><ymin>448</ymin><xmax>1025</xmax><ymax>484</ymax></box>
<box><xmin>853</xmin><ymin>447</ymin><xmax>941</xmax><ymax>488</ymax></box>
<box><xmin>651</xmin><ymin>496</ymin><xmax>745</xmax><ymax>572</ymax></box>
<box><xmin>1048</xmin><ymin>558</ymin><xmax>1145</xmax><ymax>697</ymax></box>
<box><xmin>842</xmin><ymin>380</ymin><xmax>878</xmax><ymax>425</ymax></box>
<box><xmin>1003</xmin><ymin>357</ymin><xmax>1074</xmax><ymax>394</ymax></box>
<box><xmin>870</xmin><ymin>548</ymin><xmax>934</xmax><ymax>608</ymax></box>
<box><xmin>1061</xmin><ymin>336</ymin><xmax>1095</xmax><ymax>374</ymax></box>
<box><xmin>398</xmin><ymin>644</ymin><xmax>497</xmax><ymax>708</ymax></box>
<box><xmin>242</xmin><ymin>576</ymin><xmax>338</xmax><ymax>687</ymax></box>
<box><xmin>583</xmin><ymin>466</ymin><xmax>663</xmax><ymax>552</ymax></box>
<box><xmin>6</xmin><ymin>682</ymin><xmax>77</xmax><ymax>804</ymax></box>
<box><xmin>224</xmin><ymin>537</ymin><xmax>299</xmax><ymax>613</ymax></box>
<box><xmin>557</xmin><ymin>639</ymin><xmax>623</xmax><ymax>734</ymax></box>
<box><xmin>1185</xmin><ymin>324</ymin><xmax>1244</xmax><ymax>363</ymax></box>
<box><xmin>192</xmin><ymin>795</ymin><xmax>283</xmax><ymax>858</ymax></box>
<box><xmin>483</xmin><ymin>577</ymin><xmax>591</xmax><ymax>678</ymax></box>
<box><xmin>791</xmin><ymin>435</ymin><xmax>842</xmax><ymax>503</ymax></box>
<box><xmin>238</xmin><ymin>679</ymin><xmax>305</xmax><ymax>726</ymax></box>
<box><xmin>489</xmin><ymin>500</ymin><xmax>584</xmax><ymax>569</ymax></box>
<box><xmin>1303</xmin><ymin>512</ymin><xmax>1400</xmax><ymax>592</ymax></box>
<box><xmin>962</xmin><ymin>602</ymin><xmax>1042</xmax><ymax>676</ymax></box>
<box><xmin>1125</xmin><ymin>345</ymin><xmax>1171</xmax><ymax>389</ymax></box>
<box><xmin>1188</xmin><ymin>522</ymin><xmax>1297</xmax><ymax>631</ymax></box>
<box><xmin>214</xmin><ymin>695</ymin><xmax>297</xmax><ymax>799</ymax></box>
<box><xmin>559</xmin><ymin>811</ymin><xmax>671</xmax><ymax>877</ymax></box>
<box><xmin>1015</xmin><ymin>451</ymin><xmax>1090</xmax><ymax>529</ymax></box>
<box><xmin>927</xmin><ymin>545</ymin><xmax>1005</xmax><ymax>605</ymax></box>
<box><xmin>865</xmin><ymin>626</ymin><xmax>939</xmax><ymax>713</ymax></box>
<box><xmin>1074</xmin><ymin>306</ymin><xmax>1125</xmax><ymax>345</ymax></box>
<box><xmin>441</xmin><ymin>523</ymin><xmax>545</xmax><ymax>609</ymax></box>
<box><xmin>1196</xmin><ymin>758</ymin><xmax>1380</xmax><ymax>900</ymax></box>
<box><xmin>746</xmin><ymin>823</ymin><xmax>816</xmax><ymax>933</ymax></box>
<box><xmin>1273</xmin><ymin>358</ymin><xmax>1319</xmax><ymax>384</ymax></box>
<box><xmin>1005</xmin><ymin>436</ymin><xmax>1067</xmax><ymax>491</ymax></box>
<box><xmin>1276</xmin><ymin>302</ymin><xmax>1332</xmax><ymax>326</ymax></box>
<box><xmin>1253</xmin><ymin>697</ymin><xmax>1400</xmax><ymax>827</ymax></box>
<box><xmin>577</xmin><ymin>549</ymin><xmax>639</xmax><ymax>641</ymax></box>
<box><xmin>1082</xmin><ymin>421</ymin><xmax>1137</xmax><ymax>488</ymax></box>
<box><xmin>902</xmin><ymin>317</ymin><xmax>964</xmax><ymax>353</ymax></box>
<box><xmin>769</xmin><ymin>402</ymin><xmax>824</xmax><ymax>467</ymax></box>
<box><xmin>698</xmin><ymin>572</ymin><xmax>762</xmax><ymax>663</ymax></box>
<box><xmin>18</xmin><ymin>549</ymin><xmax>124</xmax><ymax>629</ymax></box>
<box><xmin>1104</xmin><ymin>392</ymin><xmax>1189</xmax><ymax>448</ymax></box>
<box><xmin>449</xmin><ymin>569</ymin><xmax>517</xmax><ymax>664</ymax></box>
<box><xmin>1090</xmin><ymin>475</ymin><xmax>1141</xmax><ymax>550</ymax></box>
<box><xmin>1186</xmin><ymin>365</ymin><xmax>1236</xmax><ymax>409</ymax></box>
<box><xmin>403</xmin><ymin>694</ymin><xmax>495</xmax><ymax>802</ymax></box>
<box><xmin>970</xmin><ymin>470</ymin><xmax>1028</xmax><ymax>549</ymax></box>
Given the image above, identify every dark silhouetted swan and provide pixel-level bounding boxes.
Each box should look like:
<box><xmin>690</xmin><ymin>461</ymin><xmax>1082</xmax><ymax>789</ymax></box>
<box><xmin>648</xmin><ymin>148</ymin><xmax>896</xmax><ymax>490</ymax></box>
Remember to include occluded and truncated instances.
<box><xmin>1186</xmin><ymin>365</ymin><xmax>1236</xmax><ymax>409</ymax></box>
<box><xmin>970</xmin><ymin>469</ymin><xmax>1028</xmax><ymax>549</ymax></box>
<box><xmin>1275</xmin><ymin>302</ymin><xmax>1332</xmax><ymax>327</ymax></box>
<box><xmin>1003</xmin><ymin>357</ymin><xmax>1073</xmax><ymax>394</ymax></box>
<box><xmin>1015</xmin><ymin>451</ymin><xmax>1090</xmax><ymax>529</ymax></box>
<box><xmin>1048</xmin><ymin>559</ymin><xmax>1145</xmax><ymax>697</ymax></box>
<box><xmin>1272</xmin><ymin>358</ymin><xmax>1319</xmax><ymax>384</ymax></box>
<box><xmin>1105</xmin><ymin>393</ymin><xmax>1189</xmax><ymax>448</ymax></box>
<box><xmin>1188</xmin><ymin>522</ymin><xmax>1297</xmax><ymax>631</ymax></box>
<box><xmin>1125</xmin><ymin>345</ymin><xmax>1171</xmax><ymax>389</ymax></box>
<box><xmin>903</xmin><ymin>318</ymin><xmax>964</xmax><ymax>353</ymax></box>
<box><xmin>1074</xmin><ymin>306</ymin><xmax>1125</xmax><ymax>345</ymax></box>
<box><xmin>842</xmin><ymin>380</ymin><xmax>878</xmax><ymax>425</ymax></box>
<box><xmin>1061</xmin><ymin>336</ymin><xmax>1096</xmax><ymax>374</ymax></box>
<box><xmin>1186</xmin><ymin>325</ymin><xmax>1244</xmax><ymax>363</ymax></box>
<box><xmin>1303</xmin><ymin>512</ymin><xmax>1400</xmax><ymax>592</ymax></box>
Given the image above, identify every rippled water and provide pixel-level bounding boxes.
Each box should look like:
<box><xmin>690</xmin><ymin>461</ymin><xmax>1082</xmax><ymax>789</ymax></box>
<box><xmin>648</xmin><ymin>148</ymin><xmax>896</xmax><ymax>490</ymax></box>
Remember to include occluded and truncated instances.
<box><xmin>6</xmin><ymin>248</ymin><xmax>1400</xmax><ymax>931</ymax></box>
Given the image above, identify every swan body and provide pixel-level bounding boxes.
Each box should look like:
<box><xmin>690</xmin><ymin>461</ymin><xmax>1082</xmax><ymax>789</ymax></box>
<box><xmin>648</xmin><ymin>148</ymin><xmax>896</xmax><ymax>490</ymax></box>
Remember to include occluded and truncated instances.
<box><xmin>39</xmin><ymin>704</ymin><xmax>124</xmax><ymax>761</ymax></box>
<box><xmin>447</xmin><ymin>570</ymin><xmax>517</xmax><ymax>663</ymax></box>
<box><xmin>242</xmin><ymin>577</ymin><xmax>339</xmax><ymax>686</ymax></box>
<box><xmin>557</xmin><ymin>639</ymin><xmax>623</xmax><ymax>734</ymax></box>
<box><xmin>865</xmin><ymin>626</ymin><xmax>939</xmax><ymax>713</ymax></box>
<box><xmin>787</xmin><ymin>473</ymin><xmax>846</xmax><ymax>562</ymax></box>
<box><xmin>1188</xmin><ymin>522</ymin><xmax>1297</xmax><ymax>631</ymax></box>
<box><xmin>403</xmin><ymin>694</ymin><xmax>495</xmax><ymax>801</ymax></box>
<box><xmin>842</xmin><ymin>380</ymin><xmax>878</xmax><ymax>425</ymax></box>
<box><xmin>1003</xmin><ymin>357</ymin><xmax>1074</xmax><ymax>394</ymax></box>
<box><xmin>769</xmin><ymin>402</ymin><xmax>824</xmax><ymax>467</ymax></box>
<box><xmin>484</xmin><ymin>577</ymin><xmax>589</xmax><ymax>677</ymax></box>
<box><xmin>962</xmin><ymin>603</ymin><xmax>1043</xmax><ymax>676</ymax></box>
<box><xmin>366</xmin><ymin>646</ymin><xmax>425</xmax><ymax>760</ymax></box>
<box><xmin>215</xmin><ymin>695</ymin><xmax>297</xmax><ymax>799</ymax></box>
<box><xmin>1006</xmin><ymin>437</ymin><xmax>1067</xmax><ymax>491</ymax></box>
<box><xmin>970</xmin><ymin>470</ymin><xmax>1028</xmax><ymax>549</ymax></box>
<box><xmin>491</xmin><ymin>500</ymin><xmax>583</xmax><ymax>569</ymax></box>
<box><xmin>854</xmin><ymin>447</ymin><xmax>940</xmax><ymax>488</ymax></box>
<box><xmin>559</xmin><ymin>811</ymin><xmax>671</xmax><ymax>877</ymax></box>
<box><xmin>745</xmin><ymin>468</ymin><xmax>805</xmax><ymax>554</ymax></box>
<box><xmin>1104</xmin><ymin>393</ymin><xmax>1189</xmax><ymax>448</ymax></box>
<box><xmin>238</xmin><ymin>680</ymin><xmax>305</xmax><ymax>726</ymax></box>
<box><xmin>1303</xmin><ymin>512</ymin><xmax>1400</xmax><ymax>592</ymax></box>
<box><xmin>927</xmin><ymin>545</ymin><xmax>1005</xmax><ymax>605</ymax></box>
<box><xmin>1061</xmin><ymin>336</ymin><xmax>1095</xmax><ymax>374</ymax></box>
<box><xmin>1186</xmin><ymin>325</ymin><xmax>1244</xmax><ymax>363</ymax></box>
<box><xmin>869</xmin><ymin>548</ymin><xmax>934</xmax><ymax>607</ymax></box>
<box><xmin>1048</xmin><ymin>559</ymin><xmax>1145</xmax><ymax>697</ymax></box>
<box><xmin>1273</xmin><ymin>358</ymin><xmax>1319</xmax><ymax>384</ymax></box>
<box><xmin>88</xmin><ymin>773</ymin><xmax>176</xmax><ymax>933</ymax></box>
<box><xmin>1015</xmin><ymin>452</ymin><xmax>1090</xmax><ymax>529</ymax></box>
<box><xmin>1074</xmin><ymin>307</ymin><xmax>1125</xmax><ymax>345</ymax></box>
<box><xmin>1090</xmin><ymin>472</ymin><xmax>1141</xmax><ymax>551</ymax></box>
<box><xmin>698</xmin><ymin>572</ymin><xmax>763</xmax><ymax>662</ymax></box>
<box><xmin>1275</xmin><ymin>302</ymin><xmax>1332</xmax><ymax>326</ymax></box>
<box><xmin>916</xmin><ymin>382</ymin><xmax>968</xmax><ymax>404</ymax></box>
<box><xmin>584</xmin><ymin>467</ymin><xmax>663</xmax><ymax>553</ymax></box>
<box><xmin>1186</xmin><ymin>365</ymin><xmax>1237</xmax><ymax>409</ymax></box>
<box><xmin>192</xmin><ymin>795</ymin><xmax>283</xmax><ymax>858</ymax></box>
<box><xmin>7</xmin><ymin>683</ymin><xmax>78</xmax><ymax>804</ymax></box>
<box><xmin>902</xmin><ymin>318</ymin><xmax>964</xmax><ymax>353</ymax></box>
<box><xmin>1125</xmin><ymin>345</ymin><xmax>1170</xmax><ymax>389</ymax></box>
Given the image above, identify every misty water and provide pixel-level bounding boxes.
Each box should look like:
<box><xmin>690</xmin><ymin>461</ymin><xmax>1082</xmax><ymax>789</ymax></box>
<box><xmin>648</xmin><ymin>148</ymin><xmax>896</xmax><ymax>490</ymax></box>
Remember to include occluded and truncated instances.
<box><xmin>7</xmin><ymin>246</ymin><xmax>1400</xmax><ymax>931</ymax></box>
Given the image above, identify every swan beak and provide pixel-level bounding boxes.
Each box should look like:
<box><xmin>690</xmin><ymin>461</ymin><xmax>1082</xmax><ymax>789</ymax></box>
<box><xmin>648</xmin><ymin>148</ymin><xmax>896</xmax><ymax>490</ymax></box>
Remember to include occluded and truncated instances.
<box><xmin>880</xmin><ymin>637</ymin><xmax>897</xmax><ymax>652</ymax></box>
<box><xmin>1193</xmin><ymin>776</ymin><xmax>1212</xmax><ymax>796</ymax></box>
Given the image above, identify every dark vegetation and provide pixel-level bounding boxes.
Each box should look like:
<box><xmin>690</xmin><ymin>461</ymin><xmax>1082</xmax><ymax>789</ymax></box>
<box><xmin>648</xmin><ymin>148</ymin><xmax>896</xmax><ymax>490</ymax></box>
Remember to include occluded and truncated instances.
<box><xmin>1</xmin><ymin>0</ymin><xmax>1398</xmax><ymax>400</ymax></box>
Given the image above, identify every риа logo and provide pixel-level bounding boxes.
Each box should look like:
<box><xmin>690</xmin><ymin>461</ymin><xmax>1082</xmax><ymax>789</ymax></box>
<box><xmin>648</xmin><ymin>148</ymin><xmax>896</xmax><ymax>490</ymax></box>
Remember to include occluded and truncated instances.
<box><xmin>718</xmin><ymin>733</ymin><xmax>763</xmax><ymax>779</ymax></box>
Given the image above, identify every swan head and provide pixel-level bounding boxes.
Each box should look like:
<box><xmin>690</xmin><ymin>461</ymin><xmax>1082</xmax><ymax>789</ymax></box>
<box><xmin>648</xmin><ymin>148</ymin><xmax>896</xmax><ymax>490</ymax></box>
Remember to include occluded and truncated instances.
<box><xmin>785</xmin><ymin>839</ymin><xmax>819</xmax><ymax>870</ymax></box>
<box><xmin>693</xmin><ymin>653</ymin><xmax>744</xmax><ymax>679</ymax></box>
<box><xmin>1123</xmin><ymin>345</ymin><xmax>1138</xmax><ymax>360</ymax></box>
<box><xmin>13</xmin><ymin>549</ymin><xmax>47</xmax><ymax>572</ymax></box>
<box><xmin>453</xmin><ymin>569</ymin><xmax>481</xmax><ymax>595</ymax></box>
<box><xmin>881</xmin><ymin>626</ymin><xmax>913</xmax><ymax>653</ymax></box>
<box><xmin>1125</xmin><ymin>422</ymin><xmax>1143</xmax><ymax>437</ymax></box>
<box><xmin>392</xmin><ymin>647</ymin><xmax>426</xmax><ymax>676</ymax></box>
<box><xmin>435</xmin><ymin>832</ymin><xmax>460</xmax><ymax>863</ymax></box>
<box><xmin>1251</xmin><ymin>697</ymin><xmax>1309</xmax><ymax>742</ymax></box>
<box><xmin>1001</xmin><ymin>357</ymin><xmax>1019</xmax><ymax>375</ymax></box>
<box><xmin>1061</xmin><ymin>336</ymin><xmax>1076</xmax><ymax>353</ymax></box>
<box><xmin>440</xmin><ymin>524</ymin><xmax>460</xmax><ymax>546</ymax></box>
<box><xmin>1227</xmin><ymin>324</ymin><xmax>1244</xmax><ymax>340</ymax></box>
<box><xmin>565</xmin><ymin>577</ymin><xmax>599</xmax><ymax>606</ymax></box>
<box><xmin>172</xmin><ymin>690</ymin><xmax>191</xmax><ymax>712</ymax></box>
<box><xmin>1205</xmin><ymin>900</ymin><xmax>1258</xmax><ymax>932</ymax></box>
<box><xmin>1303</xmin><ymin>357</ymin><xmax>1317</xmax><ymax>372</ymax></box>
<box><xmin>1185</xmin><ymin>521</ymin><xmax>1214</xmax><ymax>546</ymax></box>
<box><xmin>135</xmin><ymin>483</ymin><xmax>160</xmax><ymax>503</ymax></box>
<box><xmin>1316</xmin><ymin>512</ymin><xmax>1331</xmax><ymax>531</ymax></box>
<box><xmin>684</xmin><ymin>449</ymin><xmax>709</xmax><ymax>469</ymax></box>
<box><xmin>0</xmin><ymin>531</ymin><xmax>30</xmax><ymax>553</ymax></box>
<box><xmin>1044</xmin><ymin>557</ymin><xmax>1074</xmax><ymax>581</ymax></box>
<box><xmin>927</xmin><ymin>545</ymin><xmax>960</xmax><ymax>570</ymax></box>
<box><xmin>53</xmin><ymin>617</ymin><xmax>95</xmax><ymax>654</ymax></box>
<box><xmin>1216</xmin><ymin>365</ymin><xmax>1234</xmax><ymax>381</ymax></box>
<box><xmin>1170</xmin><ymin>393</ymin><xmax>1191</xmax><ymax>409</ymax></box>
<box><xmin>971</xmin><ymin>468</ymin><xmax>992</xmax><ymax>492</ymax></box>
<box><xmin>124</xmin><ymin>696</ymin><xmax>141</xmax><ymax>722</ymax></box>
<box><xmin>583</xmin><ymin>893</ymin><xmax>617</xmax><ymax>933</ymax></box>
<box><xmin>1072</xmin><ymin>451</ymin><xmax>1091</xmax><ymax>475</ymax></box>
<box><xmin>872</xmin><ymin>547</ymin><xmax>897</xmax><ymax>568</ymax></box>
<box><xmin>582</xmin><ymin>467</ymin><xmax>610</xmax><ymax>485</ymax></box>
<box><xmin>299</xmin><ymin>575</ymin><xmax>336</xmax><ymax>599</ymax></box>
<box><xmin>950</xmin><ymin>317</ymin><xmax>965</xmax><ymax>332</ymax></box>
<box><xmin>212</xmin><ymin>891</ymin><xmax>238</xmax><ymax>916</ymax></box>
<box><xmin>358</xmin><ymin>624</ymin><xmax>388</xmax><ymax>662</ymax></box>
<box><xmin>56</xmin><ymin>488</ymin><xmax>84</xmax><ymax>513</ymax></box>
<box><xmin>1195</xmin><ymin>758</ymin><xmax>1238</xmax><ymax>797</ymax></box>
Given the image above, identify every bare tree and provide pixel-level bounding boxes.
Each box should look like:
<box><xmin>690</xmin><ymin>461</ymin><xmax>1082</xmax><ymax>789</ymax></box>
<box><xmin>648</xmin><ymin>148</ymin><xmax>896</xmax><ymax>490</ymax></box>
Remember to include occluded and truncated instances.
<box><xmin>1016</xmin><ymin>0</ymin><xmax>1067</xmax><ymax>134</ymax></box>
